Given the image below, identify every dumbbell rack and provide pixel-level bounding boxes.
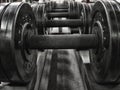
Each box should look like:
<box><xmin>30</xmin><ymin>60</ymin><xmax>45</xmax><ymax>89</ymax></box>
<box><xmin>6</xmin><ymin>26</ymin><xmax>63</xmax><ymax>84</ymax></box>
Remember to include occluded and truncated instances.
<box><xmin>1</xmin><ymin>0</ymin><xmax>120</xmax><ymax>90</ymax></box>
<box><xmin>0</xmin><ymin>2</ymin><xmax>86</xmax><ymax>90</ymax></box>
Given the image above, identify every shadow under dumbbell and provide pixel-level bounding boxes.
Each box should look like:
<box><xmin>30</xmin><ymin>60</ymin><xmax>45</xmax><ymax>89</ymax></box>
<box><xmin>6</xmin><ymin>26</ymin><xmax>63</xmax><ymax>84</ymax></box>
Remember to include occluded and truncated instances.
<box><xmin>41</xmin><ymin>49</ymin><xmax>85</xmax><ymax>90</ymax></box>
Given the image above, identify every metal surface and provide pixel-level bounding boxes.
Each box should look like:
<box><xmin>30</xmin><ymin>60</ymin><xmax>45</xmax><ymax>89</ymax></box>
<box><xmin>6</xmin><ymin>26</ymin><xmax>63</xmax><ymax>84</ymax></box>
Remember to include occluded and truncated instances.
<box><xmin>47</xmin><ymin>12</ymin><xmax>69</xmax><ymax>18</ymax></box>
<box><xmin>49</xmin><ymin>9</ymin><xmax>68</xmax><ymax>12</ymax></box>
<box><xmin>47</xmin><ymin>12</ymin><xmax>78</xmax><ymax>19</ymax></box>
<box><xmin>27</xmin><ymin>34</ymin><xmax>98</xmax><ymax>49</ymax></box>
<box><xmin>41</xmin><ymin>19</ymin><xmax>83</xmax><ymax>27</ymax></box>
<box><xmin>0</xmin><ymin>2</ymin><xmax>37</xmax><ymax>85</ymax></box>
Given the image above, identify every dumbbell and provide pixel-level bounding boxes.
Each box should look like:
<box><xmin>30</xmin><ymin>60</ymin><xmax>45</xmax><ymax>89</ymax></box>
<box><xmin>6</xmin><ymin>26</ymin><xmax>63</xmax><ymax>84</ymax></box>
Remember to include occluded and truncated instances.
<box><xmin>0</xmin><ymin>3</ymin><xmax>83</xmax><ymax>85</ymax></box>
<box><xmin>63</xmin><ymin>2</ymin><xmax>94</xmax><ymax>34</ymax></box>
<box><xmin>47</xmin><ymin>1</ymin><xmax>79</xmax><ymax>19</ymax></box>
<box><xmin>45</xmin><ymin>0</ymin><xmax>120</xmax><ymax>85</ymax></box>
<box><xmin>0</xmin><ymin>0</ymin><xmax>120</xmax><ymax>85</ymax></box>
<box><xmin>46</xmin><ymin>2</ymin><xmax>94</xmax><ymax>34</ymax></box>
<box><xmin>31</xmin><ymin>4</ymin><xmax>80</xmax><ymax>34</ymax></box>
<box><xmin>0</xmin><ymin>2</ymin><xmax>87</xmax><ymax>85</ymax></box>
<box><xmin>31</xmin><ymin>3</ymin><xmax>91</xmax><ymax>34</ymax></box>
<box><xmin>67</xmin><ymin>2</ymin><xmax>94</xmax><ymax>34</ymax></box>
<box><xmin>37</xmin><ymin>15</ymin><xmax>91</xmax><ymax>34</ymax></box>
<box><xmin>38</xmin><ymin>19</ymin><xmax>84</xmax><ymax>34</ymax></box>
<box><xmin>83</xmin><ymin>0</ymin><xmax>120</xmax><ymax>84</ymax></box>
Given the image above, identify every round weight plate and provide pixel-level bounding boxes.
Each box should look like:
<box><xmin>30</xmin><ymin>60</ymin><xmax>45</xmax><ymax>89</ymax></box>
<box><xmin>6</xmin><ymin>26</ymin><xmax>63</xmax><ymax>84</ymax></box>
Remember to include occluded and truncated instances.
<box><xmin>85</xmin><ymin>3</ymin><xmax>93</xmax><ymax>34</ymax></box>
<box><xmin>70</xmin><ymin>2</ymin><xmax>81</xmax><ymax>34</ymax></box>
<box><xmin>87</xmin><ymin>3</ymin><xmax>94</xmax><ymax>33</ymax></box>
<box><xmin>0</xmin><ymin>3</ymin><xmax>9</xmax><ymax>22</ymax></box>
<box><xmin>79</xmin><ymin>3</ymin><xmax>93</xmax><ymax>34</ymax></box>
<box><xmin>31</xmin><ymin>3</ymin><xmax>45</xmax><ymax>34</ymax></box>
<box><xmin>68</xmin><ymin>1</ymin><xmax>79</xmax><ymax>19</ymax></box>
<box><xmin>0</xmin><ymin>2</ymin><xmax>37</xmax><ymax>84</ymax></box>
<box><xmin>0</xmin><ymin>3</ymin><xmax>10</xmax><ymax>82</ymax></box>
<box><xmin>68</xmin><ymin>1</ymin><xmax>73</xmax><ymax>18</ymax></box>
<box><xmin>87</xmin><ymin>0</ymin><xmax>120</xmax><ymax>84</ymax></box>
<box><xmin>81</xmin><ymin>3</ymin><xmax>87</xmax><ymax>33</ymax></box>
<box><xmin>73</xmin><ymin>2</ymin><xmax>80</xmax><ymax>19</ymax></box>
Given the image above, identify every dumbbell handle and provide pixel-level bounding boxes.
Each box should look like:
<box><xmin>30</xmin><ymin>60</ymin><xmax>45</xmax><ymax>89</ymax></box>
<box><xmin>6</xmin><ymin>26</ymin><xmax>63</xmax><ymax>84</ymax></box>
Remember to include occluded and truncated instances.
<box><xmin>27</xmin><ymin>34</ymin><xmax>98</xmax><ymax>49</ymax></box>
<box><xmin>47</xmin><ymin>12</ymin><xmax>77</xmax><ymax>18</ymax></box>
<box><xmin>49</xmin><ymin>9</ymin><xmax>68</xmax><ymax>12</ymax></box>
<box><xmin>41</xmin><ymin>19</ymin><xmax>83</xmax><ymax>27</ymax></box>
<box><xmin>47</xmin><ymin>12</ymin><xmax>69</xmax><ymax>18</ymax></box>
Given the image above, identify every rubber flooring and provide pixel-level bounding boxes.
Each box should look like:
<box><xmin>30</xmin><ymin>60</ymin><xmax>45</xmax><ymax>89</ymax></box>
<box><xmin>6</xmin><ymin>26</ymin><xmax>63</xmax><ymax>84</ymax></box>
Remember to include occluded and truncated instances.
<box><xmin>38</xmin><ymin>49</ymin><xmax>85</xmax><ymax>90</ymax></box>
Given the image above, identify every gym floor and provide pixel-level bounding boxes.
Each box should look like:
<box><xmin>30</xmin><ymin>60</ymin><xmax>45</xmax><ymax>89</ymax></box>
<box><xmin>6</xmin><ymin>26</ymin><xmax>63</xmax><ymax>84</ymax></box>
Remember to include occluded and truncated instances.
<box><xmin>0</xmin><ymin>49</ymin><xmax>86</xmax><ymax>90</ymax></box>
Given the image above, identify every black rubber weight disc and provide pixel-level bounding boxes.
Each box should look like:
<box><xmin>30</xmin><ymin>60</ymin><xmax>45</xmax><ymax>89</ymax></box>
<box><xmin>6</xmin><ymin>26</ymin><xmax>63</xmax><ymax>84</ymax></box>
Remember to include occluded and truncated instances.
<box><xmin>80</xmin><ymin>3</ymin><xmax>92</xmax><ymax>34</ymax></box>
<box><xmin>87</xmin><ymin>0</ymin><xmax>120</xmax><ymax>84</ymax></box>
<box><xmin>0</xmin><ymin>3</ymin><xmax>10</xmax><ymax>82</ymax></box>
<box><xmin>31</xmin><ymin>3</ymin><xmax>45</xmax><ymax>34</ymax></box>
<box><xmin>0</xmin><ymin>2</ymin><xmax>37</xmax><ymax>84</ymax></box>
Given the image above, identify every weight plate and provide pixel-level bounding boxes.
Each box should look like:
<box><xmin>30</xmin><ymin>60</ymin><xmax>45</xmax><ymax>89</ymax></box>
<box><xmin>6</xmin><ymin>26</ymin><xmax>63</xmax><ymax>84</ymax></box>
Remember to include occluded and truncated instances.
<box><xmin>68</xmin><ymin>1</ymin><xmax>71</xmax><ymax>17</ymax></box>
<box><xmin>68</xmin><ymin>1</ymin><xmax>73</xmax><ymax>18</ymax></box>
<box><xmin>0</xmin><ymin>3</ymin><xmax>10</xmax><ymax>82</ymax></box>
<box><xmin>85</xmin><ymin>3</ymin><xmax>93</xmax><ymax>34</ymax></box>
<box><xmin>69</xmin><ymin>2</ymin><xmax>81</xmax><ymax>34</ymax></box>
<box><xmin>79</xmin><ymin>3</ymin><xmax>93</xmax><ymax>34</ymax></box>
<box><xmin>87</xmin><ymin>3</ymin><xmax>94</xmax><ymax>31</ymax></box>
<box><xmin>0</xmin><ymin>2</ymin><xmax>37</xmax><ymax>85</ymax></box>
<box><xmin>68</xmin><ymin>1</ymin><xmax>79</xmax><ymax>19</ymax></box>
<box><xmin>87</xmin><ymin>0</ymin><xmax>120</xmax><ymax>84</ymax></box>
<box><xmin>80</xmin><ymin>3</ymin><xmax>87</xmax><ymax>33</ymax></box>
<box><xmin>73</xmin><ymin>2</ymin><xmax>80</xmax><ymax>19</ymax></box>
<box><xmin>31</xmin><ymin>3</ymin><xmax>45</xmax><ymax>34</ymax></box>
<box><xmin>0</xmin><ymin>3</ymin><xmax>9</xmax><ymax>22</ymax></box>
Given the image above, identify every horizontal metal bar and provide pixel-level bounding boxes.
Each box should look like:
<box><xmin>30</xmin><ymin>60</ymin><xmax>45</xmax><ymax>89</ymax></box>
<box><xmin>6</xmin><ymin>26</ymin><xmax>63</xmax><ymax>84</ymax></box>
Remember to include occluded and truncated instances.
<box><xmin>42</xmin><ymin>19</ymin><xmax>83</xmax><ymax>27</ymax></box>
<box><xmin>27</xmin><ymin>34</ymin><xmax>98</xmax><ymax>49</ymax></box>
<box><xmin>50</xmin><ymin>9</ymin><xmax>68</xmax><ymax>12</ymax></box>
<box><xmin>47</xmin><ymin>12</ymin><xmax>69</xmax><ymax>18</ymax></box>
